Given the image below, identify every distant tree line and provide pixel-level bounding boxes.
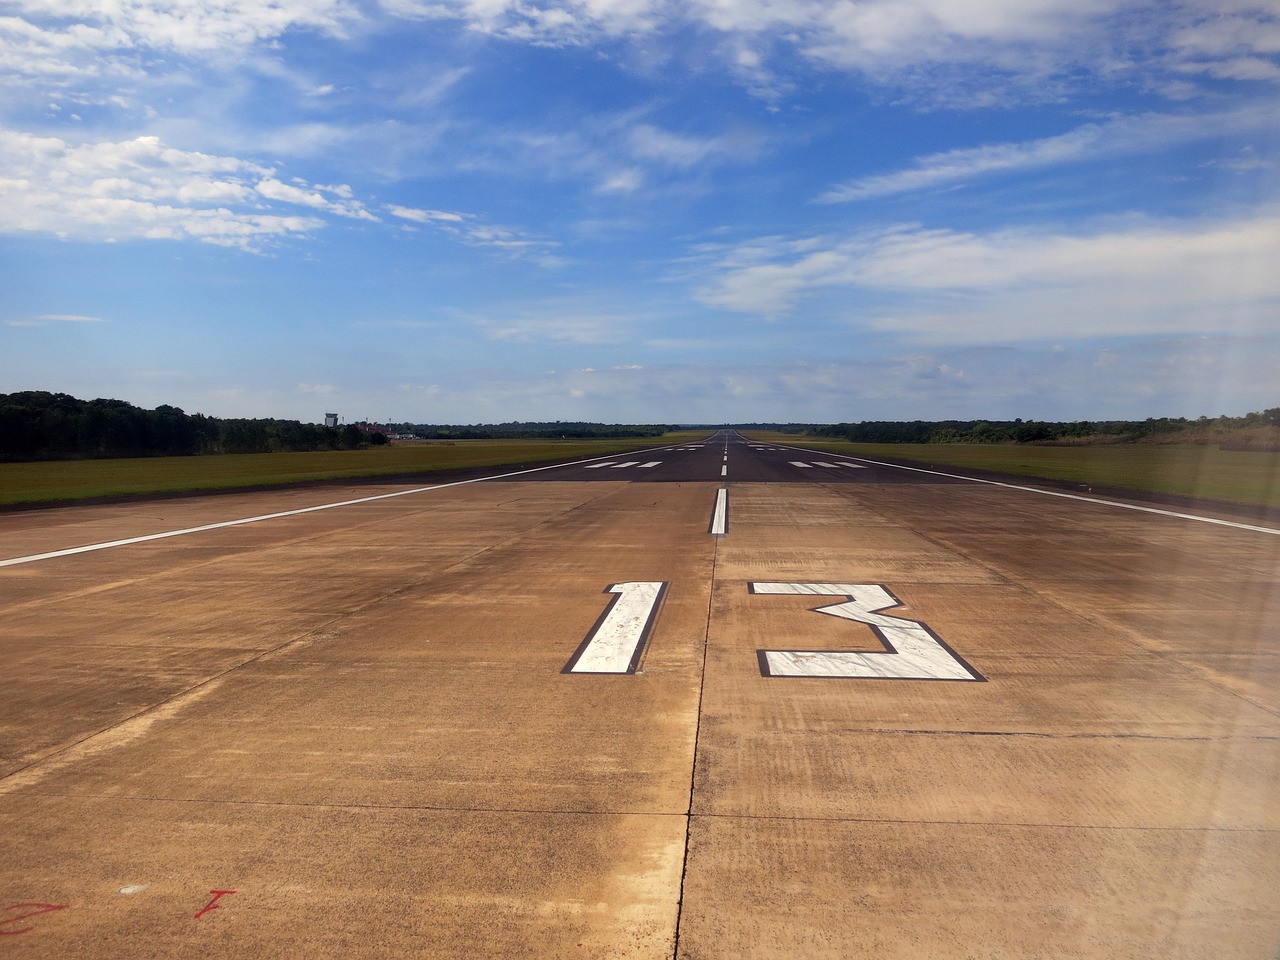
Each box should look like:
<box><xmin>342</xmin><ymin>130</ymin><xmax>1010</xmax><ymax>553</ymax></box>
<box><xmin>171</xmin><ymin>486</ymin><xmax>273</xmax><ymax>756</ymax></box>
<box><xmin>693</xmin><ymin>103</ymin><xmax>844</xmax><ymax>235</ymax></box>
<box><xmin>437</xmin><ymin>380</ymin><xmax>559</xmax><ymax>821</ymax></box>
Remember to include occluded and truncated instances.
<box><xmin>800</xmin><ymin>410</ymin><xmax>1280</xmax><ymax>445</ymax></box>
<box><xmin>0</xmin><ymin>391</ymin><xmax>386</xmax><ymax>461</ymax></box>
<box><xmin>406</xmin><ymin>421</ymin><xmax>669</xmax><ymax>440</ymax></box>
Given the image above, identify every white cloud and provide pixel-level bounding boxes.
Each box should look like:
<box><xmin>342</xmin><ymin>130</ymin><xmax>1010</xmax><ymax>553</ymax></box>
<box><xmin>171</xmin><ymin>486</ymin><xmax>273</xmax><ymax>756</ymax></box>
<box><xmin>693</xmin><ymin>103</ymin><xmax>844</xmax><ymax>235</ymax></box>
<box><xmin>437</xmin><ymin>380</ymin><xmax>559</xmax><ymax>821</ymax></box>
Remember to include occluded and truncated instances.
<box><xmin>256</xmin><ymin>177</ymin><xmax>379</xmax><ymax>221</ymax></box>
<box><xmin>377</xmin><ymin>0</ymin><xmax>1280</xmax><ymax>103</ymax></box>
<box><xmin>4</xmin><ymin>0</ymin><xmax>1279</xmax><ymax>124</ymax></box>
<box><xmin>388</xmin><ymin>204</ymin><xmax>467</xmax><ymax>223</ymax></box>
<box><xmin>0</xmin><ymin>129</ymin><xmax>553</xmax><ymax>253</ymax></box>
<box><xmin>626</xmin><ymin>124</ymin><xmax>754</xmax><ymax>168</ymax></box>
<box><xmin>695</xmin><ymin>213</ymin><xmax>1280</xmax><ymax>343</ymax></box>
<box><xmin>6</xmin><ymin>312</ymin><xmax>108</xmax><ymax>326</ymax></box>
<box><xmin>4</xmin><ymin>0</ymin><xmax>357</xmax><ymax>61</ymax></box>
<box><xmin>0</xmin><ymin>128</ymin><xmax>351</xmax><ymax>248</ymax></box>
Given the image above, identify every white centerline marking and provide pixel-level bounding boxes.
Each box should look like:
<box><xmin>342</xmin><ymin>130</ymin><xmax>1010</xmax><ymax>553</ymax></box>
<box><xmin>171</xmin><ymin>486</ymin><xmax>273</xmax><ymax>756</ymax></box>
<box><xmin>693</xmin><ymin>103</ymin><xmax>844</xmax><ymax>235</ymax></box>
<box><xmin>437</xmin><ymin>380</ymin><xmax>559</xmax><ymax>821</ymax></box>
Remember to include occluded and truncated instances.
<box><xmin>564</xmin><ymin>582</ymin><xmax>666</xmax><ymax>674</ymax></box>
<box><xmin>583</xmin><ymin>462</ymin><xmax>616</xmax><ymax>469</ymax></box>
<box><xmin>638</xmin><ymin>461</ymin><xmax>661</xmax><ymax>469</ymax></box>
<box><xmin>610</xmin><ymin>461</ymin><xmax>641</xmax><ymax>468</ymax></box>
<box><xmin>789</xmin><ymin>461</ymin><xmax>813</xmax><ymax>469</ymax></box>
<box><xmin>710</xmin><ymin>488</ymin><xmax>728</xmax><ymax>536</ymax></box>
<box><xmin>720</xmin><ymin>465</ymin><xmax>728</xmax><ymax>477</ymax></box>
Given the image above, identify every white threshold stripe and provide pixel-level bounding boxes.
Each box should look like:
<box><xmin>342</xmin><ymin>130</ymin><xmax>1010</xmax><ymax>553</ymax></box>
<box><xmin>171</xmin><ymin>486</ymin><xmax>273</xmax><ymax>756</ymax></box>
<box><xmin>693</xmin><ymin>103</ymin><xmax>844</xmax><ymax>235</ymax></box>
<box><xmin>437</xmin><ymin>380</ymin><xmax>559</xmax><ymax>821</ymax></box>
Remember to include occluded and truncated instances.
<box><xmin>771</xmin><ymin>442</ymin><xmax>1280</xmax><ymax>536</ymax></box>
<box><xmin>0</xmin><ymin>444</ymin><xmax>692</xmax><ymax>569</ymax></box>
<box><xmin>710</xmin><ymin>488</ymin><xmax>728</xmax><ymax>536</ymax></box>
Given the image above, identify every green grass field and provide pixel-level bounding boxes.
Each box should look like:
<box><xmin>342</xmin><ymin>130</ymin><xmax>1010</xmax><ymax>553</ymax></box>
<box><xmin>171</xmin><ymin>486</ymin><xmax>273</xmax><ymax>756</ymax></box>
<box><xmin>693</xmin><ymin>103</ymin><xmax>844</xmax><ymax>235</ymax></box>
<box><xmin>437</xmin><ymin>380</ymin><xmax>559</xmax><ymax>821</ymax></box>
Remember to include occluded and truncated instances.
<box><xmin>0</xmin><ymin>432</ymin><xmax>711</xmax><ymax>508</ymax></box>
<box><xmin>744</xmin><ymin>432</ymin><xmax>1280</xmax><ymax>509</ymax></box>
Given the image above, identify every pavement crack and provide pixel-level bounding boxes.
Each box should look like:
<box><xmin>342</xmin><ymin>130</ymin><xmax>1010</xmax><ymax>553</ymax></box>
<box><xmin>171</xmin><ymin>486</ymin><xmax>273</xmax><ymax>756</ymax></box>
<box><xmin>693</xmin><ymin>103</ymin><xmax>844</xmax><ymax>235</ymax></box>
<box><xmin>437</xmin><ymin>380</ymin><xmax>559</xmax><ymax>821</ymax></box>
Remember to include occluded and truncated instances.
<box><xmin>671</xmin><ymin>511</ymin><xmax>717</xmax><ymax>960</ymax></box>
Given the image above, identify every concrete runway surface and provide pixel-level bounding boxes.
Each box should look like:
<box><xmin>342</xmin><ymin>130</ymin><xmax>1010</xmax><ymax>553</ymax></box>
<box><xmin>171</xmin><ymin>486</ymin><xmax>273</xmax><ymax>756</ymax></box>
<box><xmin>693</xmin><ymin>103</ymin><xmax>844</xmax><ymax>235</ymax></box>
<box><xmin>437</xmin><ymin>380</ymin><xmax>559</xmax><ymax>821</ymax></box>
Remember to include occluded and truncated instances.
<box><xmin>2</xmin><ymin>432</ymin><xmax>1277</xmax><ymax>957</ymax></box>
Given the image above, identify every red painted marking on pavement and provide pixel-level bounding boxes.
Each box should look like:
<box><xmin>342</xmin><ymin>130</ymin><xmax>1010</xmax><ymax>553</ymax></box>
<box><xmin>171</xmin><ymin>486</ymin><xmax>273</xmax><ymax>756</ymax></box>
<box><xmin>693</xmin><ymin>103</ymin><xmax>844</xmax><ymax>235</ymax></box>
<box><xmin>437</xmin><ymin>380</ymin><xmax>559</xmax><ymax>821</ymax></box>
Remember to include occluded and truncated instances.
<box><xmin>194</xmin><ymin>890</ymin><xmax>237</xmax><ymax>920</ymax></box>
<box><xmin>0</xmin><ymin>903</ymin><xmax>69</xmax><ymax>936</ymax></box>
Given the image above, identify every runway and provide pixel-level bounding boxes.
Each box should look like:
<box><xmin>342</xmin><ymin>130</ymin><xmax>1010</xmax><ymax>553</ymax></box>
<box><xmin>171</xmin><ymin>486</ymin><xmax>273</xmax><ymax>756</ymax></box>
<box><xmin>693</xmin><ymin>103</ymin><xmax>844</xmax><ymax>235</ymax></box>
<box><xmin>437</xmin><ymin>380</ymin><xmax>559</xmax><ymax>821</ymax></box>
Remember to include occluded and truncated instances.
<box><xmin>2</xmin><ymin>431</ymin><xmax>1277</xmax><ymax>957</ymax></box>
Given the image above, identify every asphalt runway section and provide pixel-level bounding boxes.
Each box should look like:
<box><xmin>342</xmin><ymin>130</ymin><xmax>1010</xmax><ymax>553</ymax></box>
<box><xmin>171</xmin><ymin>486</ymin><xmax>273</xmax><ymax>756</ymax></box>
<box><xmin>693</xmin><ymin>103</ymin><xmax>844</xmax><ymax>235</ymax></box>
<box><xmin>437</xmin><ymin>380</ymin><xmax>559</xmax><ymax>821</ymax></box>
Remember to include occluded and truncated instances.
<box><xmin>513</xmin><ymin>429</ymin><xmax>965</xmax><ymax>484</ymax></box>
<box><xmin>2</xmin><ymin>435</ymin><xmax>1277</xmax><ymax>958</ymax></box>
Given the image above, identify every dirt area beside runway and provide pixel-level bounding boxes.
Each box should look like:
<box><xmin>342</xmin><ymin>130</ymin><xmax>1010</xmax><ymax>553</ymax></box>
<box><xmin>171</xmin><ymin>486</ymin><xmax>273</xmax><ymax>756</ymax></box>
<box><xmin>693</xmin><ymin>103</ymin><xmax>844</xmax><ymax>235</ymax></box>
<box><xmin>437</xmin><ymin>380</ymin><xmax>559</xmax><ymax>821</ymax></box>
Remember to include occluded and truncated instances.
<box><xmin>1</xmin><ymin>474</ymin><xmax>1277</xmax><ymax>957</ymax></box>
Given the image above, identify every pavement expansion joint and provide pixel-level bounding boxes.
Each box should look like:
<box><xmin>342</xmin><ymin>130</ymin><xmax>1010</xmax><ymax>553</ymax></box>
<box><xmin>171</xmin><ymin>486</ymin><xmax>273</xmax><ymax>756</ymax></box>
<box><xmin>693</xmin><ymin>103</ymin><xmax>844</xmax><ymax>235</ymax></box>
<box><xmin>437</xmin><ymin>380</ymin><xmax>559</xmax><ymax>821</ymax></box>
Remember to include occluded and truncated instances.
<box><xmin>852</xmin><ymin>729</ymin><xmax>1280</xmax><ymax>742</ymax></box>
<box><xmin>18</xmin><ymin>791</ymin><xmax>690</xmax><ymax>819</ymax></box>
<box><xmin>671</xmin><ymin>523</ymin><xmax>719</xmax><ymax>960</ymax></box>
<box><xmin>685</xmin><ymin>812</ymin><xmax>1279</xmax><ymax>833</ymax></box>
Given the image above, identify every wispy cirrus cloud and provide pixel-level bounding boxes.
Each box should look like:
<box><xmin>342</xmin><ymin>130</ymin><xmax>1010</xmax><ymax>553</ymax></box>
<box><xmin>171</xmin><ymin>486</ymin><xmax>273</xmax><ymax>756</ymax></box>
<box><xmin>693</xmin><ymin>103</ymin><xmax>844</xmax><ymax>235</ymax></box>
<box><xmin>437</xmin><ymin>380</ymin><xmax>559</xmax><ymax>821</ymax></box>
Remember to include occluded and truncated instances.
<box><xmin>819</xmin><ymin>104</ymin><xmax>1280</xmax><ymax>203</ymax></box>
<box><xmin>387</xmin><ymin>204</ymin><xmax>558</xmax><ymax>259</ymax></box>
<box><xmin>470</xmin><ymin>308</ymin><xmax>634</xmax><ymax>345</ymax></box>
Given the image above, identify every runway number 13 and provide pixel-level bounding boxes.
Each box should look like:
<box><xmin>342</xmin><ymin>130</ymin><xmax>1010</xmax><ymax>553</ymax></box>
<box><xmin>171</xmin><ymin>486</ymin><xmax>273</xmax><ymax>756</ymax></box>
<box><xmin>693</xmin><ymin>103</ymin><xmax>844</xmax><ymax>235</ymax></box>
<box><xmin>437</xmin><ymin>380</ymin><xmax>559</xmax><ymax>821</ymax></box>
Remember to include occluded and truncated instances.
<box><xmin>563</xmin><ymin>581</ymin><xmax>984</xmax><ymax>681</ymax></box>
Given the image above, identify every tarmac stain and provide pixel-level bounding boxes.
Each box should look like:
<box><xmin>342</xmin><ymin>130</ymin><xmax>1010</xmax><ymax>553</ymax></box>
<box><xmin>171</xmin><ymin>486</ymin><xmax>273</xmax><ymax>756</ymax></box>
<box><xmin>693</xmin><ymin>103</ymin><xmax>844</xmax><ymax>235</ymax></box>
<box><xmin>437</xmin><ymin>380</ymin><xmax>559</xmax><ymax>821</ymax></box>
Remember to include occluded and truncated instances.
<box><xmin>0</xmin><ymin>679</ymin><xmax>224</xmax><ymax>795</ymax></box>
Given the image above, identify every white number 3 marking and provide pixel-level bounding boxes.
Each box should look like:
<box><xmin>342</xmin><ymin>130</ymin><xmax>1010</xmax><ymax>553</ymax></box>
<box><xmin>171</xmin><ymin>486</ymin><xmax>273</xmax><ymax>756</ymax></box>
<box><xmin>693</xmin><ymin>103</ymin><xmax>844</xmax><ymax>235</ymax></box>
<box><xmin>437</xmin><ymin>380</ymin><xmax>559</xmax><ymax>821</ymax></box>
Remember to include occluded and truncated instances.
<box><xmin>752</xmin><ymin>583</ymin><xmax>985</xmax><ymax>681</ymax></box>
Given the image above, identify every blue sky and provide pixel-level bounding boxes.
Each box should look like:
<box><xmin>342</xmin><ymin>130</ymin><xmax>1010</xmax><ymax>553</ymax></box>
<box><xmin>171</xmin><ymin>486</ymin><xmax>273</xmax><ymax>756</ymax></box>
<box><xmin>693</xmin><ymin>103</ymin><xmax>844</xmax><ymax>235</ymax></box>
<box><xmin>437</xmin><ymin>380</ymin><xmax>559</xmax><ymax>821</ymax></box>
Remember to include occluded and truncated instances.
<box><xmin>2</xmin><ymin>0</ymin><xmax>1278</xmax><ymax>424</ymax></box>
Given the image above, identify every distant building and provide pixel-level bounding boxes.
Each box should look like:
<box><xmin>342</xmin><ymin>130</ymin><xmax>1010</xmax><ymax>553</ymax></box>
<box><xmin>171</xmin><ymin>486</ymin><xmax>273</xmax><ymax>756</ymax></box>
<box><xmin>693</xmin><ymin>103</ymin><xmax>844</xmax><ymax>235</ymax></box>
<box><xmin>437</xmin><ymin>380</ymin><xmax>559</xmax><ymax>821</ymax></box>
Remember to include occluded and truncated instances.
<box><xmin>324</xmin><ymin>412</ymin><xmax>339</xmax><ymax>428</ymax></box>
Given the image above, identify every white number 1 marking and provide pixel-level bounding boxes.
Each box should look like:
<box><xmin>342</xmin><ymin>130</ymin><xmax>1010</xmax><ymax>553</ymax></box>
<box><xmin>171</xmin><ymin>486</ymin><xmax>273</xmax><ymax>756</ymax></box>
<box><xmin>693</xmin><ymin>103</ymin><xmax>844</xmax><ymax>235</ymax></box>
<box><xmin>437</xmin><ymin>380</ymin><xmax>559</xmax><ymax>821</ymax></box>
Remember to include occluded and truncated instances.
<box><xmin>752</xmin><ymin>583</ymin><xmax>984</xmax><ymax>681</ymax></box>
<box><xmin>563</xmin><ymin>582</ymin><xmax>667</xmax><ymax>674</ymax></box>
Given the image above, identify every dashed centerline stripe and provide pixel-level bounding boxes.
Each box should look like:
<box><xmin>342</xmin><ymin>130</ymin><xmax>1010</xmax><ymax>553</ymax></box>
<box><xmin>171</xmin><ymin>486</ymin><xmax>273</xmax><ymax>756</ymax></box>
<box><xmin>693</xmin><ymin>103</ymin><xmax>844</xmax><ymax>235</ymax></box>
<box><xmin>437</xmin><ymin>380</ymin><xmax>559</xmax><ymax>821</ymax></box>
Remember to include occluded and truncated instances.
<box><xmin>709</xmin><ymin>489</ymin><xmax>728</xmax><ymax>536</ymax></box>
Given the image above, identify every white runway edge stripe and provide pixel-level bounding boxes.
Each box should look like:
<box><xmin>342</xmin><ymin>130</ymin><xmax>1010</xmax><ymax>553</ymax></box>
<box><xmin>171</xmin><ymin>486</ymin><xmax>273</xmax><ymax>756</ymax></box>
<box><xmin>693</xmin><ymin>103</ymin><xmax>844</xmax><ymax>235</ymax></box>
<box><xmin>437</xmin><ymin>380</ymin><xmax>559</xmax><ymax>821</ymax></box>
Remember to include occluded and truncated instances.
<box><xmin>0</xmin><ymin>444</ymin><xmax>691</xmax><ymax>569</ymax></box>
<box><xmin>770</xmin><ymin>441</ymin><xmax>1280</xmax><ymax>537</ymax></box>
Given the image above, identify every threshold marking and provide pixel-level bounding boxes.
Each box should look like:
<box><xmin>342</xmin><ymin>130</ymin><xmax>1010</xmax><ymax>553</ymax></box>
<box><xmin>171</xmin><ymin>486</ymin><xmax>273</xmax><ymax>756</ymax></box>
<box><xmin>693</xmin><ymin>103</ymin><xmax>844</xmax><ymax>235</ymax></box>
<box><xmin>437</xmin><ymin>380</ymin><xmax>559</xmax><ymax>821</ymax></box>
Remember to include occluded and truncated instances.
<box><xmin>752</xmin><ymin>583</ymin><xmax>983</xmax><ymax>681</ymax></box>
<box><xmin>564</xmin><ymin>582</ymin><xmax>667</xmax><ymax>674</ymax></box>
<box><xmin>710</xmin><ymin>488</ymin><xmax>728</xmax><ymax>536</ymax></box>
